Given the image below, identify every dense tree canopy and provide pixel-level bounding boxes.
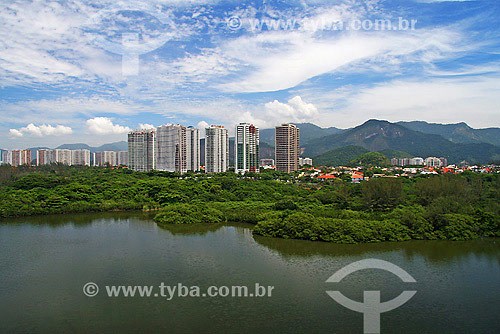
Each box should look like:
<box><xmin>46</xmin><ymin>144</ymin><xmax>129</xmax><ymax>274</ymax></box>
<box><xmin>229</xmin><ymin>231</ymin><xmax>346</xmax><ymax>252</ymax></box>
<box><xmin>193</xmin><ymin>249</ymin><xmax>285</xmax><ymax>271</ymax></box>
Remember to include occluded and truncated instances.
<box><xmin>1</xmin><ymin>165</ymin><xmax>499</xmax><ymax>243</ymax></box>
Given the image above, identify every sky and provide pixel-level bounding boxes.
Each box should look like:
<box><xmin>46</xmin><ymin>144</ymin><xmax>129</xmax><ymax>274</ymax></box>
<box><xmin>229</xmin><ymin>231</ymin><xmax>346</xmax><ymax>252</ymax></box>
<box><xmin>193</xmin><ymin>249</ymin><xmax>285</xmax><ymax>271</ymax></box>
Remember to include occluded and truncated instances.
<box><xmin>1</xmin><ymin>0</ymin><xmax>499</xmax><ymax>149</ymax></box>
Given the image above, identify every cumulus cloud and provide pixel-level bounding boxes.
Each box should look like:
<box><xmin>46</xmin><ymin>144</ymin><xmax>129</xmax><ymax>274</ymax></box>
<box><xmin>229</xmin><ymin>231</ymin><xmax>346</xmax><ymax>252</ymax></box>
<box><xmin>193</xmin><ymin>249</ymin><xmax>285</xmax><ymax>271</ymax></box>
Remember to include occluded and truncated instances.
<box><xmin>86</xmin><ymin>117</ymin><xmax>131</xmax><ymax>135</ymax></box>
<box><xmin>264</xmin><ymin>96</ymin><xmax>318</xmax><ymax>122</ymax></box>
<box><xmin>197</xmin><ymin>121</ymin><xmax>209</xmax><ymax>129</ymax></box>
<box><xmin>139</xmin><ymin>123</ymin><xmax>155</xmax><ymax>130</ymax></box>
<box><xmin>9</xmin><ymin>123</ymin><xmax>73</xmax><ymax>137</ymax></box>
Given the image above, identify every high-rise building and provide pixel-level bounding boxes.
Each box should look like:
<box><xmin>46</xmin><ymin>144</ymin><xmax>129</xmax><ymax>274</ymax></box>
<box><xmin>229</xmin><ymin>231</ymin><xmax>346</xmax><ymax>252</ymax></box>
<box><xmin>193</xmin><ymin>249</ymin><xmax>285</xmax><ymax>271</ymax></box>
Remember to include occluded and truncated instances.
<box><xmin>186</xmin><ymin>127</ymin><xmax>200</xmax><ymax>172</ymax></box>
<box><xmin>10</xmin><ymin>149</ymin><xmax>31</xmax><ymax>167</ymax></box>
<box><xmin>156</xmin><ymin>124</ymin><xmax>187</xmax><ymax>173</ymax></box>
<box><xmin>56</xmin><ymin>149</ymin><xmax>72</xmax><ymax>165</ymax></box>
<box><xmin>128</xmin><ymin>129</ymin><xmax>156</xmax><ymax>172</ymax></box>
<box><xmin>0</xmin><ymin>150</ymin><xmax>8</xmax><ymax>165</ymax></box>
<box><xmin>235</xmin><ymin>123</ymin><xmax>259</xmax><ymax>173</ymax></box>
<box><xmin>117</xmin><ymin>151</ymin><xmax>128</xmax><ymax>166</ymax></box>
<box><xmin>205</xmin><ymin>125</ymin><xmax>229</xmax><ymax>173</ymax></box>
<box><xmin>275</xmin><ymin>124</ymin><xmax>300</xmax><ymax>173</ymax></box>
<box><xmin>71</xmin><ymin>149</ymin><xmax>91</xmax><ymax>166</ymax></box>
<box><xmin>37</xmin><ymin>149</ymin><xmax>50</xmax><ymax>165</ymax></box>
<box><xmin>93</xmin><ymin>151</ymin><xmax>117</xmax><ymax>167</ymax></box>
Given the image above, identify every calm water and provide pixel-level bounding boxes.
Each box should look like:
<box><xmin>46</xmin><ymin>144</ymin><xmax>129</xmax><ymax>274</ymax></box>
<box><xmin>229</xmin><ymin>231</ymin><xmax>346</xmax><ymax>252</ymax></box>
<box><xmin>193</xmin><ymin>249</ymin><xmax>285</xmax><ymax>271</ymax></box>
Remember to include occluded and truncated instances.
<box><xmin>1</xmin><ymin>212</ymin><xmax>499</xmax><ymax>333</ymax></box>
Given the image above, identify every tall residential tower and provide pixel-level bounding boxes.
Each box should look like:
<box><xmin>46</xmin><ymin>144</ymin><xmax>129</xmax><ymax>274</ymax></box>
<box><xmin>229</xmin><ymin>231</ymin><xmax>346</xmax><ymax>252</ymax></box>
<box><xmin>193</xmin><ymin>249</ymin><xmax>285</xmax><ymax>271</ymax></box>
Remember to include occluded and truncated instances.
<box><xmin>275</xmin><ymin>123</ymin><xmax>300</xmax><ymax>173</ymax></box>
<box><xmin>128</xmin><ymin>129</ymin><xmax>156</xmax><ymax>172</ymax></box>
<box><xmin>205</xmin><ymin>125</ymin><xmax>229</xmax><ymax>173</ymax></box>
<box><xmin>235</xmin><ymin>123</ymin><xmax>259</xmax><ymax>173</ymax></box>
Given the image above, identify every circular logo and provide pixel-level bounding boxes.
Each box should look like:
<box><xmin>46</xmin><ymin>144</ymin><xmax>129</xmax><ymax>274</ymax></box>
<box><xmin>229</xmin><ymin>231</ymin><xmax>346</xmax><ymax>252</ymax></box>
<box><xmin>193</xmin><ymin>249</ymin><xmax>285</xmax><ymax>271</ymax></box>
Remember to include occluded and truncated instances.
<box><xmin>83</xmin><ymin>282</ymin><xmax>99</xmax><ymax>297</ymax></box>
<box><xmin>227</xmin><ymin>16</ymin><xmax>243</xmax><ymax>31</ymax></box>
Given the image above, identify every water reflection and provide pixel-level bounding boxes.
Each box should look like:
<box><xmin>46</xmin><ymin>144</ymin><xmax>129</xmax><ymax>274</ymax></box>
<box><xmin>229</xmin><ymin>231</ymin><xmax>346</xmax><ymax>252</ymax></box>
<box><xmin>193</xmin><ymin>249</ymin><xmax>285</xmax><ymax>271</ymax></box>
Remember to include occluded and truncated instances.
<box><xmin>0</xmin><ymin>211</ymin><xmax>153</xmax><ymax>227</ymax></box>
<box><xmin>157</xmin><ymin>223</ymin><xmax>224</xmax><ymax>236</ymax></box>
<box><xmin>253</xmin><ymin>235</ymin><xmax>500</xmax><ymax>265</ymax></box>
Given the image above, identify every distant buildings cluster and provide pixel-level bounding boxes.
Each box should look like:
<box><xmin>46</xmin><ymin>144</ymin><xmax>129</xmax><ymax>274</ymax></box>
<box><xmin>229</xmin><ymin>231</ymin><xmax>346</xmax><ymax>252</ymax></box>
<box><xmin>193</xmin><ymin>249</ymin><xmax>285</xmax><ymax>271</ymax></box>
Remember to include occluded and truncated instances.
<box><xmin>0</xmin><ymin>148</ymin><xmax>129</xmax><ymax>167</ymax></box>
<box><xmin>390</xmin><ymin>156</ymin><xmax>448</xmax><ymax>168</ymax></box>
<box><xmin>126</xmin><ymin>122</ymin><xmax>311</xmax><ymax>174</ymax></box>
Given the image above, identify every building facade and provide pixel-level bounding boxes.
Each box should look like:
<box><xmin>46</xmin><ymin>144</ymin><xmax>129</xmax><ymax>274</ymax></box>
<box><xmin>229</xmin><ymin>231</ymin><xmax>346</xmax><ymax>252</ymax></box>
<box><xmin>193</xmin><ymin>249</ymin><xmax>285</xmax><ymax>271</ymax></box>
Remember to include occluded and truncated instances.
<box><xmin>117</xmin><ymin>151</ymin><xmax>128</xmax><ymax>166</ymax></box>
<box><xmin>156</xmin><ymin>124</ymin><xmax>188</xmax><ymax>173</ymax></box>
<box><xmin>260</xmin><ymin>158</ymin><xmax>274</xmax><ymax>167</ymax></box>
<box><xmin>10</xmin><ymin>149</ymin><xmax>32</xmax><ymax>167</ymax></box>
<box><xmin>299</xmin><ymin>157</ymin><xmax>313</xmax><ymax>166</ymax></box>
<box><xmin>128</xmin><ymin>129</ymin><xmax>156</xmax><ymax>172</ymax></box>
<box><xmin>186</xmin><ymin>127</ymin><xmax>200</xmax><ymax>172</ymax></box>
<box><xmin>205</xmin><ymin>125</ymin><xmax>229</xmax><ymax>173</ymax></box>
<box><xmin>235</xmin><ymin>123</ymin><xmax>259</xmax><ymax>173</ymax></box>
<box><xmin>425</xmin><ymin>157</ymin><xmax>443</xmax><ymax>168</ymax></box>
<box><xmin>71</xmin><ymin>149</ymin><xmax>91</xmax><ymax>166</ymax></box>
<box><xmin>93</xmin><ymin>151</ymin><xmax>117</xmax><ymax>167</ymax></box>
<box><xmin>275</xmin><ymin>124</ymin><xmax>300</xmax><ymax>173</ymax></box>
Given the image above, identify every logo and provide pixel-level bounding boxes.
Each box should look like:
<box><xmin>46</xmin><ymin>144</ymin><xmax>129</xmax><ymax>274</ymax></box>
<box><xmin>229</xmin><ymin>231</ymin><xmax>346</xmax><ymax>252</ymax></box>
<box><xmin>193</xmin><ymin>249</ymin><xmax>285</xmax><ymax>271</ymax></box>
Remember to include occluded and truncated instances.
<box><xmin>84</xmin><ymin>2</ymin><xmax>176</xmax><ymax>76</ymax></box>
<box><xmin>83</xmin><ymin>282</ymin><xmax>99</xmax><ymax>297</ymax></box>
<box><xmin>326</xmin><ymin>259</ymin><xmax>417</xmax><ymax>334</ymax></box>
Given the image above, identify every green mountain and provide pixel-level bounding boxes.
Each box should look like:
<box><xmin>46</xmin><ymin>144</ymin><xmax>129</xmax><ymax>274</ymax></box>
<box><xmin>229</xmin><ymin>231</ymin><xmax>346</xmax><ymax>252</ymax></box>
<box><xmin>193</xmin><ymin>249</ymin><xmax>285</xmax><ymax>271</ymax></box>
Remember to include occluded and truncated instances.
<box><xmin>378</xmin><ymin>149</ymin><xmax>413</xmax><ymax>159</ymax></box>
<box><xmin>259</xmin><ymin>123</ymin><xmax>342</xmax><ymax>145</ymax></box>
<box><xmin>350</xmin><ymin>152</ymin><xmax>390</xmax><ymax>166</ymax></box>
<box><xmin>305</xmin><ymin>120</ymin><xmax>500</xmax><ymax>164</ymax></box>
<box><xmin>313</xmin><ymin>146</ymin><xmax>369</xmax><ymax>166</ymax></box>
<box><xmin>397</xmin><ymin>121</ymin><xmax>500</xmax><ymax>147</ymax></box>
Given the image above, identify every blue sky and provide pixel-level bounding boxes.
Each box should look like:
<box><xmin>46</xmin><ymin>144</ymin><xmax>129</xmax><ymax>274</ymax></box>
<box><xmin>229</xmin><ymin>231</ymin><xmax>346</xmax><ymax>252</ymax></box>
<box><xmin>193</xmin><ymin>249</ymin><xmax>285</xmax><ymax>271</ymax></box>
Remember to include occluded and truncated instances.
<box><xmin>1</xmin><ymin>0</ymin><xmax>499</xmax><ymax>149</ymax></box>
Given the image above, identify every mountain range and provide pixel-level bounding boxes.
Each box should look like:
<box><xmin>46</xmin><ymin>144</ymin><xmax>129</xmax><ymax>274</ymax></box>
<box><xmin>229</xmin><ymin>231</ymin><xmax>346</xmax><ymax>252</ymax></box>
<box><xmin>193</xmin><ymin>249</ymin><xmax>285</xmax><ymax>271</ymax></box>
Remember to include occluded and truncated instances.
<box><xmin>303</xmin><ymin>120</ymin><xmax>500</xmax><ymax>164</ymax></box>
<box><xmin>397</xmin><ymin>121</ymin><xmax>500</xmax><ymax>147</ymax></box>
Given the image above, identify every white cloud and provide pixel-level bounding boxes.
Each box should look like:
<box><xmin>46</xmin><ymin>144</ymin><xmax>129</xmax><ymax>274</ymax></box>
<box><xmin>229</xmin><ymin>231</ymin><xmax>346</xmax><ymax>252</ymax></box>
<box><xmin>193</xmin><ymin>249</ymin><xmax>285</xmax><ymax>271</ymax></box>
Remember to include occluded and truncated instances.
<box><xmin>216</xmin><ymin>26</ymin><xmax>463</xmax><ymax>93</ymax></box>
<box><xmin>265</xmin><ymin>96</ymin><xmax>318</xmax><ymax>122</ymax></box>
<box><xmin>8</xmin><ymin>123</ymin><xmax>73</xmax><ymax>137</ymax></box>
<box><xmin>9</xmin><ymin>129</ymin><xmax>24</xmax><ymax>137</ymax></box>
<box><xmin>139</xmin><ymin>123</ymin><xmax>155</xmax><ymax>130</ymax></box>
<box><xmin>86</xmin><ymin>117</ymin><xmax>131</xmax><ymax>135</ymax></box>
<box><xmin>303</xmin><ymin>76</ymin><xmax>500</xmax><ymax>129</ymax></box>
<box><xmin>197</xmin><ymin>121</ymin><xmax>209</xmax><ymax>129</ymax></box>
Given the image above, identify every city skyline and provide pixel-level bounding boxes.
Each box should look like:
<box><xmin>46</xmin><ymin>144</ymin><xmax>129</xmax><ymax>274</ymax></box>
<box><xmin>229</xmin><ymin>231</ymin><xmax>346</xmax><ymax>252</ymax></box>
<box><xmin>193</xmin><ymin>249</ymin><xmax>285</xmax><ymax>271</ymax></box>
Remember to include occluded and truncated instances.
<box><xmin>1</xmin><ymin>0</ymin><xmax>499</xmax><ymax>149</ymax></box>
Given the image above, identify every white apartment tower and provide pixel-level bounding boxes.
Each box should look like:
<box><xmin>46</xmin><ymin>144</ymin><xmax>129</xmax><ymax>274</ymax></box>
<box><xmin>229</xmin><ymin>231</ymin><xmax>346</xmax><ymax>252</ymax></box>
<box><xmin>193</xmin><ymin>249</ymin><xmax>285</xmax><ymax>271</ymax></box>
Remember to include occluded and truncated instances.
<box><xmin>205</xmin><ymin>125</ymin><xmax>229</xmax><ymax>173</ymax></box>
<box><xmin>128</xmin><ymin>129</ymin><xmax>156</xmax><ymax>172</ymax></box>
<box><xmin>93</xmin><ymin>151</ymin><xmax>117</xmax><ymax>167</ymax></box>
<box><xmin>186</xmin><ymin>127</ymin><xmax>200</xmax><ymax>172</ymax></box>
<box><xmin>156</xmin><ymin>124</ymin><xmax>188</xmax><ymax>173</ymax></box>
<box><xmin>71</xmin><ymin>149</ymin><xmax>91</xmax><ymax>166</ymax></box>
<box><xmin>235</xmin><ymin>123</ymin><xmax>259</xmax><ymax>173</ymax></box>
<box><xmin>117</xmin><ymin>151</ymin><xmax>128</xmax><ymax>166</ymax></box>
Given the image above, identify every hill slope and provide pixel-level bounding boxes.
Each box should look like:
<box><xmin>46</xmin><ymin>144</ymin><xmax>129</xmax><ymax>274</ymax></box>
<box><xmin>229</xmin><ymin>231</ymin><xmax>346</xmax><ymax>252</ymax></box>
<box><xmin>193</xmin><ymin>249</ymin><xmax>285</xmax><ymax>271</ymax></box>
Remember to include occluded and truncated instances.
<box><xmin>314</xmin><ymin>146</ymin><xmax>369</xmax><ymax>166</ymax></box>
<box><xmin>397</xmin><ymin>121</ymin><xmax>500</xmax><ymax>146</ymax></box>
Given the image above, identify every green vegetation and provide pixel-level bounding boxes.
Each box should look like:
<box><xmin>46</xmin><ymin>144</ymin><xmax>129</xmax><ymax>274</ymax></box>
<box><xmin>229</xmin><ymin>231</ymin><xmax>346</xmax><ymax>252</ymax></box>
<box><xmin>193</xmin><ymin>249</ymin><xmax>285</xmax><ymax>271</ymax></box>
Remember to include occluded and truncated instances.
<box><xmin>350</xmin><ymin>151</ymin><xmax>390</xmax><ymax>166</ymax></box>
<box><xmin>0</xmin><ymin>165</ymin><xmax>499</xmax><ymax>243</ymax></box>
<box><xmin>313</xmin><ymin>146</ymin><xmax>369</xmax><ymax>166</ymax></box>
